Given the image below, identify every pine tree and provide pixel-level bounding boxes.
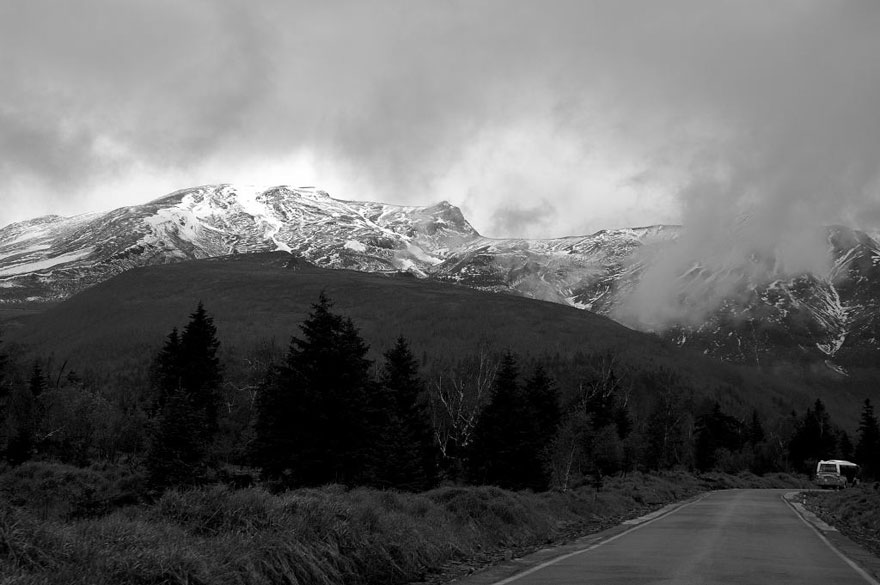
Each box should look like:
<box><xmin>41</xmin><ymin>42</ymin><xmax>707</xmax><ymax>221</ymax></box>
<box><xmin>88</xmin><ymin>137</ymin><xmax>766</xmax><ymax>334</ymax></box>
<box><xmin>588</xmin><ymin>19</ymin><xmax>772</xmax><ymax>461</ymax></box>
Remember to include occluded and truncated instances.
<box><xmin>468</xmin><ymin>352</ymin><xmax>528</xmax><ymax>488</ymax></box>
<box><xmin>694</xmin><ymin>403</ymin><xmax>745</xmax><ymax>471</ymax></box>
<box><xmin>250</xmin><ymin>366</ymin><xmax>298</xmax><ymax>480</ymax></box>
<box><xmin>641</xmin><ymin>369</ymin><xmax>692</xmax><ymax>470</ymax></box>
<box><xmin>5</xmin><ymin>363</ymin><xmax>46</xmax><ymax>465</ymax></box>
<box><xmin>856</xmin><ymin>398</ymin><xmax>880</xmax><ymax>479</ymax></box>
<box><xmin>150</xmin><ymin>327</ymin><xmax>182</xmax><ymax>412</ymax></box>
<box><xmin>5</xmin><ymin>385</ymin><xmax>36</xmax><ymax>465</ymax></box>
<box><xmin>788</xmin><ymin>399</ymin><xmax>838</xmax><ymax>473</ymax></box>
<box><xmin>367</xmin><ymin>336</ymin><xmax>437</xmax><ymax>491</ymax></box>
<box><xmin>838</xmin><ymin>430</ymin><xmax>854</xmax><ymax>461</ymax></box>
<box><xmin>146</xmin><ymin>391</ymin><xmax>206</xmax><ymax>488</ymax></box>
<box><xmin>521</xmin><ymin>364</ymin><xmax>560</xmax><ymax>490</ymax></box>
<box><xmin>146</xmin><ymin>302</ymin><xmax>223</xmax><ymax>489</ymax></box>
<box><xmin>815</xmin><ymin>399</ymin><xmax>837</xmax><ymax>455</ymax></box>
<box><xmin>252</xmin><ymin>292</ymin><xmax>374</xmax><ymax>486</ymax></box>
<box><xmin>179</xmin><ymin>302</ymin><xmax>222</xmax><ymax>441</ymax></box>
<box><xmin>746</xmin><ymin>408</ymin><xmax>772</xmax><ymax>475</ymax></box>
<box><xmin>748</xmin><ymin>409</ymin><xmax>765</xmax><ymax>445</ymax></box>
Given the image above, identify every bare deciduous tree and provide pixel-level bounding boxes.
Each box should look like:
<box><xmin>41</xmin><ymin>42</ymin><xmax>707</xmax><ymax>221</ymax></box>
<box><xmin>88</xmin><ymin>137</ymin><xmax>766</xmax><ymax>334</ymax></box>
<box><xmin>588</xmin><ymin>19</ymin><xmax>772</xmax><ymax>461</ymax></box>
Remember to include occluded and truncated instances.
<box><xmin>428</xmin><ymin>344</ymin><xmax>498</xmax><ymax>461</ymax></box>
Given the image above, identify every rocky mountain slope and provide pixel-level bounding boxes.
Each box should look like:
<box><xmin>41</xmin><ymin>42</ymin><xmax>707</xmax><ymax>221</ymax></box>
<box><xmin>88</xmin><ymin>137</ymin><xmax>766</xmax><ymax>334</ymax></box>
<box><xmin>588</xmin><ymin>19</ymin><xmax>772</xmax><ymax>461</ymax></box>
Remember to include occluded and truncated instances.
<box><xmin>431</xmin><ymin>225</ymin><xmax>880</xmax><ymax>369</ymax></box>
<box><xmin>0</xmin><ymin>185</ymin><xmax>478</xmax><ymax>303</ymax></box>
<box><xmin>2</xmin><ymin>184</ymin><xmax>878</xmax><ymax>368</ymax></box>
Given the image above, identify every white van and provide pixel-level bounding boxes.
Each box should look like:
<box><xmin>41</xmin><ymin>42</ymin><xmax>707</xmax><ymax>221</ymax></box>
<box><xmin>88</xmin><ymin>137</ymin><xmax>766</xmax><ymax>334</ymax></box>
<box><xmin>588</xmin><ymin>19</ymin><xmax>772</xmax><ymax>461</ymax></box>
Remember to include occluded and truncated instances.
<box><xmin>815</xmin><ymin>459</ymin><xmax>860</xmax><ymax>489</ymax></box>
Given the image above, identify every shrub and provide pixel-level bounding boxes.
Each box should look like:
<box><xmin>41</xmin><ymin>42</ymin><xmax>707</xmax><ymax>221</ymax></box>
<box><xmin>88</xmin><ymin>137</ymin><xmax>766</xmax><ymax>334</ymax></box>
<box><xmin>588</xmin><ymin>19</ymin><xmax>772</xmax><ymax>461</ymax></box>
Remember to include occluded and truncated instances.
<box><xmin>0</xmin><ymin>462</ymin><xmax>145</xmax><ymax>521</ymax></box>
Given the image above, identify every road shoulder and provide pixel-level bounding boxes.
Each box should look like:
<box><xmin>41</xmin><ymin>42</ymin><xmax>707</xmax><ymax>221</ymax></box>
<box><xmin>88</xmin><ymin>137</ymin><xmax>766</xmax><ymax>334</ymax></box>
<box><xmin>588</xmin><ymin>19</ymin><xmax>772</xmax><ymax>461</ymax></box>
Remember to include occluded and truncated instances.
<box><xmin>784</xmin><ymin>491</ymin><xmax>880</xmax><ymax>584</ymax></box>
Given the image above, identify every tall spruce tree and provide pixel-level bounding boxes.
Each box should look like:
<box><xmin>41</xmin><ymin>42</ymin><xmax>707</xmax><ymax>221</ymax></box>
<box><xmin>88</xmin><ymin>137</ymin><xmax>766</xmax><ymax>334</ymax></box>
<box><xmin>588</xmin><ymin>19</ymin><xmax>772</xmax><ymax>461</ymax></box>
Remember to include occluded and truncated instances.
<box><xmin>641</xmin><ymin>370</ymin><xmax>692</xmax><ymax>470</ymax></box>
<box><xmin>5</xmin><ymin>385</ymin><xmax>36</xmax><ymax>465</ymax></box>
<box><xmin>150</xmin><ymin>327</ymin><xmax>182</xmax><ymax>412</ymax></box>
<box><xmin>520</xmin><ymin>364</ymin><xmax>560</xmax><ymax>490</ymax></box>
<box><xmin>179</xmin><ymin>302</ymin><xmax>222</xmax><ymax>441</ymax></box>
<box><xmin>788</xmin><ymin>399</ymin><xmax>838</xmax><ymax>473</ymax></box>
<box><xmin>5</xmin><ymin>363</ymin><xmax>46</xmax><ymax>465</ymax></box>
<box><xmin>367</xmin><ymin>336</ymin><xmax>437</xmax><ymax>491</ymax></box>
<box><xmin>694</xmin><ymin>403</ymin><xmax>746</xmax><ymax>471</ymax></box>
<box><xmin>146</xmin><ymin>390</ymin><xmax>207</xmax><ymax>488</ymax></box>
<box><xmin>856</xmin><ymin>398</ymin><xmax>880</xmax><ymax>479</ymax></box>
<box><xmin>838</xmin><ymin>430</ymin><xmax>854</xmax><ymax>461</ymax></box>
<box><xmin>748</xmin><ymin>409</ymin><xmax>766</xmax><ymax>445</ymax></box>
<box><xmin>252</xmin><ymin>292</ymin><xmax>374</xmax><ymax>486</ymax></box>
<box><xmin>250</xmin><ymin>366</ymin><xmax>297</xmax><ymax>479</ymax></box>
<box><xmin>146</xmin><ymin>302</ymin><xmax>222</xmax><ymax>489</ymax></box>
<box><xmin>468</xmin><ymin>352</ymin><xmax>528</xmax><ymax>488</ymax></box>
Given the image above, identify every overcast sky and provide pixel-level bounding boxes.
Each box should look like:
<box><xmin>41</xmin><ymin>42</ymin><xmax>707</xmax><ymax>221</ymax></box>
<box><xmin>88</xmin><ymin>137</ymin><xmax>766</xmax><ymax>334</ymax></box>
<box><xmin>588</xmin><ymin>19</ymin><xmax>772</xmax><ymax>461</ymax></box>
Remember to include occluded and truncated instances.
<box><xmin>1</xmin><ymin>0</ymin><xmax>879</xmax><ymax>240</ymax></box>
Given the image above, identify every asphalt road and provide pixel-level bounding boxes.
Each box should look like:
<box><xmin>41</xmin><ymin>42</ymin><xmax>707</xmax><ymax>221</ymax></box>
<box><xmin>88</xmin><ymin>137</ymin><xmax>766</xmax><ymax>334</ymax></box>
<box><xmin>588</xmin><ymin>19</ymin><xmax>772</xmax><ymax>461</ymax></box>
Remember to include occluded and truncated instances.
<box><xmin>492</xmin><ymin>490</ymin><xmax>878</xmax><ymax>585</ymax></box>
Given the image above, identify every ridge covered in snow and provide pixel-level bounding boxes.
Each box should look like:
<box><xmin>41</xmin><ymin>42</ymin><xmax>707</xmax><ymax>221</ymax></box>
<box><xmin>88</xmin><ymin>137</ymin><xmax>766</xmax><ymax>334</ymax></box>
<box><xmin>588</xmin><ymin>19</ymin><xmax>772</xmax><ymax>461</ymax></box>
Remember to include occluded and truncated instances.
<box><xmin>0</xmin><ymin>184</ymin><xmax>478</xmax><ymax>303</ymax></box>
<box><xmin>2</xmin><ymin>184</ymin><xmax>879</xmax><ymax>368</ymax></box>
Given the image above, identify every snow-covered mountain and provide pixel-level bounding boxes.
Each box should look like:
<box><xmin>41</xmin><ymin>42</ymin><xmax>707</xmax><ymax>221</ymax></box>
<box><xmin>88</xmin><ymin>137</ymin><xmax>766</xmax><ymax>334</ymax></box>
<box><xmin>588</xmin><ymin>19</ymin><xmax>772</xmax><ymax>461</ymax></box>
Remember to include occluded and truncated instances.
<box><xmin>0</xmin><ymin>185</ymin><xmax>478</xmax><ymax>303</ymax></box>
<box><xmin>431</xmin><ymin>224</ymin><xmax>880</xmax><ymax>369</ymax></box>
<box><xmin>2</xmin><ymin>185</ymin><xmax>879</xmax><ymax>368</ymax></box>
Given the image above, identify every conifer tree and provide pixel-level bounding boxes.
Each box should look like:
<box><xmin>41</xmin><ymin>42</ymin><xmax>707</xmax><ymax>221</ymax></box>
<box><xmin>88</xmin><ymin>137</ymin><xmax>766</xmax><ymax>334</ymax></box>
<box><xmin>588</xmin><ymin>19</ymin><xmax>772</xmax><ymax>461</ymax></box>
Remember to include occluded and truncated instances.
<box><xmin>179</xmin><ymin>302</ymin><xmax>222</xmax><ymax>441</ymax></box>
<box><xmin>748</xmin><ymin>409</ymin><xmax>766</xmax><ymax>445</ymax></box>
<box><xmin>788</xmin><ymin>399</ymin><xmax>838</xmax><ymax>473</ymax></box>
<box><xmin>856</xmin><ymin>398</ymin><xmax>880</xmax><ymax>479</ymax></box>
<box><xmin>5</xmin><ymin>384</ymin><xmax>36</xmax><ymax>465</ymax></box>
<box><xmin>146</xmin><ymin>302</ymin><xmax>223</xmax><ymax>489</ymax></box>
<box><xmin>520</xmin><ymin>364</ymin><xmax>560</xmax><ymax>490</ymax></box>
<box><xmin>150</xmin><ymin>327</ymin><xmax>182</xmax><ymax>411</ymax></box>
<box><xmin>694</xmin><ymin>403</ymin><xmax>745</xmax><ymax>471</ymax></box>
<box><xmin>641</xmin><ymin>370</ymin><xmax>692</xmax><ymax>470</ymax></box>
<box><xmin>5</xmin><ymin>363</ymin><xmax>46</xmax><ymax>465</ymax></box>
<box><xmin>838</xmin><ymin>430</ymin><xmax>854</xmax><ymax>461</ymax></box>
<box><xmin>250</xmin><ymin>366</ymin><xmax>298</xmax><ymax>479</ymax></box>
<box><xmin>367</xmin><ymin>336</ymin><xmax>437</xmax><ymax>490</ymax></box>
<box><xmin>146</xmin><ymin>390</ymin><xmax>206</xmax><ymax>488</ymax></box>
<box><xmin>468</xmin><ymin>352</ymin><xmax>527</xmax><ymax>488</ymax></box>
<box><xmin>252</xmin><ymin>292</ymin><xmax>374</xmax><ymax>486</ymax></box>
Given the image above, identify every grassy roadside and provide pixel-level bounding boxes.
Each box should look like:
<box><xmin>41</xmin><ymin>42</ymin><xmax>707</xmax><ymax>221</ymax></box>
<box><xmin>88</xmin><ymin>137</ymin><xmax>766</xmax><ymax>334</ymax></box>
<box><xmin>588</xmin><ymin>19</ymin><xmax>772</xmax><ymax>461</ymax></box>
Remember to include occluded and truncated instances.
<box><xmin>0</xmin><ymin>463</ymin><xmax>809</xmax><ymax>585</ymax></box>
<box><xmin>803</xmin><ymin>485</ymin><xmax>880</xmax><ymax>558</ymax></box>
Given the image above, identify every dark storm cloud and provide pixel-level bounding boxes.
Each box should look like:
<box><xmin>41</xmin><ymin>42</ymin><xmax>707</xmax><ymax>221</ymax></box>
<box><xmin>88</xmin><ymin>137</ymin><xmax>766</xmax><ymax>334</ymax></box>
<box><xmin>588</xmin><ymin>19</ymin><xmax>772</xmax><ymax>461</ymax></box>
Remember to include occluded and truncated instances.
<box><xmin>1</xmin><ymin>1</ymin><xmax>879</xmax><ymax>265</ymax></box>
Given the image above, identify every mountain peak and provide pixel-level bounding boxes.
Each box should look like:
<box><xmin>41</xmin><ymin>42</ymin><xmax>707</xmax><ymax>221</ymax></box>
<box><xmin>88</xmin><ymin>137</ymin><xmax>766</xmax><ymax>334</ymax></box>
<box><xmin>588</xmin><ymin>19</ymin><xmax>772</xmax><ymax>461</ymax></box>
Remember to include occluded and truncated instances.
<box><xmin>0</xmin><ymin>185</ymin><xmax>481</xmax><ymax>303</ymax></box>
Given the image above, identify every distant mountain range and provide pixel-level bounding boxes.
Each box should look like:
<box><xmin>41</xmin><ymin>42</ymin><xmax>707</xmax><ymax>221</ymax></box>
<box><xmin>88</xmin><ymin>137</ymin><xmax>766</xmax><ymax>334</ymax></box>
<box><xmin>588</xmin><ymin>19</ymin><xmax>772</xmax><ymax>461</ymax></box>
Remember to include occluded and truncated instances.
<box><xmin>2</xmin><ymin>184</ymin><xmax>879</xmax><ymax>369</ymax></box>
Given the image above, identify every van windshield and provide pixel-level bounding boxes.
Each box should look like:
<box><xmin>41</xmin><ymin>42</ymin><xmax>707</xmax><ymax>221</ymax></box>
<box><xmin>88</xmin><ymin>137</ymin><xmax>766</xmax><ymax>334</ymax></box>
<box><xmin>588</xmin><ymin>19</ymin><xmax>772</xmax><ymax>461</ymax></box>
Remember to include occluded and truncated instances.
<box><xmin>818</xmin><ymin>464</ymin><xmax>838</xmax><ymax>473</ymax></box>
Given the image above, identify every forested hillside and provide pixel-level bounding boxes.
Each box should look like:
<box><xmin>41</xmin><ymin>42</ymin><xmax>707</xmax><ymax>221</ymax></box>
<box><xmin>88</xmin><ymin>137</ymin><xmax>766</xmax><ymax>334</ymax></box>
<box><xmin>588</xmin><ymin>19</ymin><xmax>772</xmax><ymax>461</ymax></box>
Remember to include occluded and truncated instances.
<box><xmin>2</xmin><ymin>253</ymin><xmax>878</xmax><ymax>489</ymax></box>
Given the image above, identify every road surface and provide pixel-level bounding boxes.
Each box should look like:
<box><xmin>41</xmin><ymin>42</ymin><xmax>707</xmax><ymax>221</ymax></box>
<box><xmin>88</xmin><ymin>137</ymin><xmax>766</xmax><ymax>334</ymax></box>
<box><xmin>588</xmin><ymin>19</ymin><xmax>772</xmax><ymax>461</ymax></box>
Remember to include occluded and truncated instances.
<box><xmin>490</xmin><ymin>490</ymin><xmax>878</xmax><ymax>585</ymax></box>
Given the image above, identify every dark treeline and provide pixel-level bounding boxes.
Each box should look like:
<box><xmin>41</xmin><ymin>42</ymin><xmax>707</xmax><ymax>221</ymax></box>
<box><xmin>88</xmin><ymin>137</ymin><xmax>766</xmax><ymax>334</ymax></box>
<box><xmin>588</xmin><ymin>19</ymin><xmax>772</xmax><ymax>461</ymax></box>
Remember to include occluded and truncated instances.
<box><xmin>1</xmin><ymin>294</ymin><xmax>879</xmax><ymax>494</ymax></box>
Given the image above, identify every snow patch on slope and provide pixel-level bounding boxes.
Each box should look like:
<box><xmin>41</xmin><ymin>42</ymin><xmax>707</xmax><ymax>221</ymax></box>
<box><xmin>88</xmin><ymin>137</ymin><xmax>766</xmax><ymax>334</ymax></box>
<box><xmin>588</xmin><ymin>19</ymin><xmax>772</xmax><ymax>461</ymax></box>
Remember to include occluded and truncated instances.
<box><xmin>0</xmin><ymin>248</ymin><xmax>94</xmax><ymax>277</ymax></box>
<box><xmin>226</xmin><ymin>185</ymin><xmax>292</xmax><ymax>252</ymax></box>
<box><xmin>344</xmin><ymin>240</ymin><xmax>366</xmax><ymax>252</ymax></box>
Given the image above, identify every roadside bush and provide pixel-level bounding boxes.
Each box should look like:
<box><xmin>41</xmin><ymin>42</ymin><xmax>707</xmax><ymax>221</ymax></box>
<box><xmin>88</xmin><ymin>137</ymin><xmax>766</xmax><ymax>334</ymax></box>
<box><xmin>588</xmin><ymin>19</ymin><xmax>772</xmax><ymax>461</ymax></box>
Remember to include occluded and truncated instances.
<box><xmin>0</xmin><ymin>462</ymin><xmax>145</xmax><ymax>520</ymax></box>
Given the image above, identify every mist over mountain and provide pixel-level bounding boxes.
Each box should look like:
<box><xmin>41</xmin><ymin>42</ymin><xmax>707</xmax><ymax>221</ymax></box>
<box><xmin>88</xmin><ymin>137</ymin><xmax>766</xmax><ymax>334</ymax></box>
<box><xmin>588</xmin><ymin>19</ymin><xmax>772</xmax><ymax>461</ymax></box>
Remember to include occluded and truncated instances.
<box><xmin>2</xmin><ymin>185</ymin><xmax>879</xmax><ymax>369</ymax></box>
